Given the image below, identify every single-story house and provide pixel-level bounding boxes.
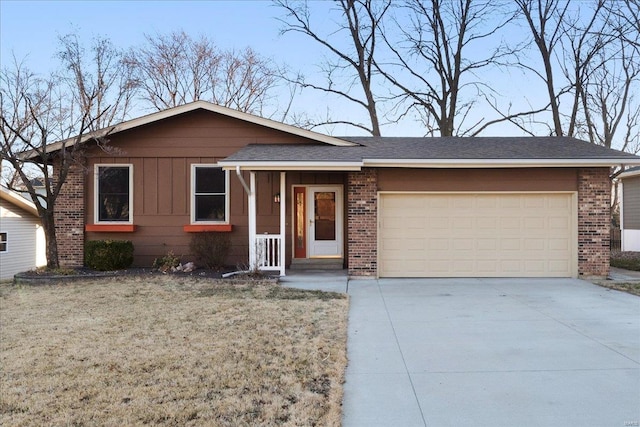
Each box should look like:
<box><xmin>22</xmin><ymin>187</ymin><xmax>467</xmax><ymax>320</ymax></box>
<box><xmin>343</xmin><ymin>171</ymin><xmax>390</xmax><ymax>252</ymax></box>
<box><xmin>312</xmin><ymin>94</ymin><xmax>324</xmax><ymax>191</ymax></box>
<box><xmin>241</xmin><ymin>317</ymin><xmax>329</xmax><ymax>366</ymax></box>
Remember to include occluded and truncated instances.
<box><xmin>30</xmin><ymin>101</ymin><xmax>640</xmax><ymax>278</ymax></box>
<box><xmin>618</xmin><ymin>166</ymin><xmax>640</xmax><ymax>251</ymax></box>
<box><xmin>0</xmin><ymin>186</ymin><xmax>46</xmax><ymax>280</ymax></box>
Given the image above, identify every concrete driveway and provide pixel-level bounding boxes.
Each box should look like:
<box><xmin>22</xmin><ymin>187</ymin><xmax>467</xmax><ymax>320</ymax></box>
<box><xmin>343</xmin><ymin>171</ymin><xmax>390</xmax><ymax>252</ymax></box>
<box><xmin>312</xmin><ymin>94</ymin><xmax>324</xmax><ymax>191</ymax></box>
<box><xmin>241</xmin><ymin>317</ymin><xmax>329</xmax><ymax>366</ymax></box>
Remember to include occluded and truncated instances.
<box><xmin>342</xmin><ymin>278</ymin><xmax>640</xmax><ymax>427</ymax></box>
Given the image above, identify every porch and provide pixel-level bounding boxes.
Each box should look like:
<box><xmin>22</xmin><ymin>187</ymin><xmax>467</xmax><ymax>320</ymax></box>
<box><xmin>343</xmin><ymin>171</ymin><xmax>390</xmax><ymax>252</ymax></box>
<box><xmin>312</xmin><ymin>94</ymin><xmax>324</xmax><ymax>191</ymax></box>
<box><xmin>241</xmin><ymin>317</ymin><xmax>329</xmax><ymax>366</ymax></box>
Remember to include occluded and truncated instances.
<box><xmin>228</xmin><ymin>168</ymin><xmax>353</xmax><ymax>276</ymax></box>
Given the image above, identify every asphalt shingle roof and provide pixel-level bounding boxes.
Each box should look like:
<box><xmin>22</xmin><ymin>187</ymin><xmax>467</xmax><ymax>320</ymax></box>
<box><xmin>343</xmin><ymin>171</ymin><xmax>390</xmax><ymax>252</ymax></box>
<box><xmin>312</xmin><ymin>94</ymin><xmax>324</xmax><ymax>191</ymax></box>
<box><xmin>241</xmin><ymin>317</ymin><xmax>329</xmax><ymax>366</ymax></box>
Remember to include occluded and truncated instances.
<box><xmin>221</xmin><ymin>136</ymin><xmax>640</xmax><ymax>163</ymax></box>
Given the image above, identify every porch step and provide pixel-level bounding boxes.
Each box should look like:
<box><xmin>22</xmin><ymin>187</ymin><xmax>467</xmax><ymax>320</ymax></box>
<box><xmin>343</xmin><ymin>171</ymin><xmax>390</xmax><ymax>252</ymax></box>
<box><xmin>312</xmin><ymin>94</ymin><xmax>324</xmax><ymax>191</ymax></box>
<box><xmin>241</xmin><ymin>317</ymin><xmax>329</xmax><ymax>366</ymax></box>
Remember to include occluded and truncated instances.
<box><xmin>290</xmin><ymin>258</ymin><xmax>344</xmax><ymax>270</ymax></box>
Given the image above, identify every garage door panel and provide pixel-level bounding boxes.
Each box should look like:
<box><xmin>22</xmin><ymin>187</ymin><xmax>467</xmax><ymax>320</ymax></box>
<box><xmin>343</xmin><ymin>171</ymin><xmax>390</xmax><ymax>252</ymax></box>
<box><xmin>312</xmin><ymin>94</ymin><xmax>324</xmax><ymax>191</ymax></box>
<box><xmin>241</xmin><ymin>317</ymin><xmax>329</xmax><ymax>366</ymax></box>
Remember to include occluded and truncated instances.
<box><xmin>429</xmin><ymin>238</ymin><xmax>449</xmax><ymax>250</ymax></box>
<box><xmin>379</xmin><ymin>193</ymin><xmax>575</xmax><ymax>278</ymax></box>
<box><xmin>500</xmin><ymin>260</ymin><xmax>522</xmax><ymax>272</ymax></box>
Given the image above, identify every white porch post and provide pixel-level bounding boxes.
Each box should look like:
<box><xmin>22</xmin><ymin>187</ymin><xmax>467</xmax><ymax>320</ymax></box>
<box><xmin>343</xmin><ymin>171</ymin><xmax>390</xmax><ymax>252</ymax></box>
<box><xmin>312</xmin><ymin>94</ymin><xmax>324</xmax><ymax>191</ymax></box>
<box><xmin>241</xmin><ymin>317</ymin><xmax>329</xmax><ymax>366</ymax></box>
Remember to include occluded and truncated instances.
<box><xmin>279</xmin><ymin>171</ymin><xmax>286</xmax><ymax>276</ymax></box>
<box><xmin>248</xmin><ymin>171</ymin><xmax>257</xmax><ymax>270</ymax></box>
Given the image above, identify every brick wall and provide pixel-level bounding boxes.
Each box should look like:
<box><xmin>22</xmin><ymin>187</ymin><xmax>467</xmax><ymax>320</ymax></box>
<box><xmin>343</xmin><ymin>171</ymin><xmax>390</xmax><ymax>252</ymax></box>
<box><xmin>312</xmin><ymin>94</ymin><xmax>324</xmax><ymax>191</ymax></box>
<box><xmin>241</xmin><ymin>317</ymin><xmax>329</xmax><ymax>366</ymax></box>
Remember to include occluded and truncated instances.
<box><xmin>347</xmin><ymin>168</ymin><xmax>377</xmax><ymax>277</ymax></box>
<box><xmin>54</xmin><ymin>161</ymin><xmax>85</xmax><ymax>267</ymax></box>
<box><xmin>577</xmin><ymin>168</ymin><xmax>611</xmax><ymax>278</ymax></box>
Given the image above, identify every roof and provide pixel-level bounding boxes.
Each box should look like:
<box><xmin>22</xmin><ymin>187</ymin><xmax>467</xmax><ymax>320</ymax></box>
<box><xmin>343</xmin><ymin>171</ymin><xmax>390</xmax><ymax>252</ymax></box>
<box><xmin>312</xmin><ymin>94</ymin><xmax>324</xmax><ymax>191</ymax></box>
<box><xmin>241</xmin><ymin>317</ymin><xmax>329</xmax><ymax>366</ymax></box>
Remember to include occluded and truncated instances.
<box><xmin>0</xmin><ymin>186</ymin><xmax>39</xmax><ymax>217</ymax></box>
<box><xmin>219</xmin><ymin>136</ymin><xmax>640</xmax><ymax>170</ymax></box>
<box><xmin>22</xmin><ymin>101</ymin><xmax>356</xmax><ymax>159</ymax></box>
<box><xmin>618</xmin><ymin>166</ymin><xmax>640</xmax><ymax>179</ymax></box>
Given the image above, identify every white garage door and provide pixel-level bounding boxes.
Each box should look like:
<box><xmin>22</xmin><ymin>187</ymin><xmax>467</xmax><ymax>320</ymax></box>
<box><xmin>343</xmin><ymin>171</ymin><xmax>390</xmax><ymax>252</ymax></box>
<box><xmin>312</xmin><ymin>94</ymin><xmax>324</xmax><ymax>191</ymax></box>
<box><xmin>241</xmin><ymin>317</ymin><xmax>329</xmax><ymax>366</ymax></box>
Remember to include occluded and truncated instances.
<box><xmin>379</xmin><ymin>193</ymin><xmax>576</xmax><ymax>278</ymax></box>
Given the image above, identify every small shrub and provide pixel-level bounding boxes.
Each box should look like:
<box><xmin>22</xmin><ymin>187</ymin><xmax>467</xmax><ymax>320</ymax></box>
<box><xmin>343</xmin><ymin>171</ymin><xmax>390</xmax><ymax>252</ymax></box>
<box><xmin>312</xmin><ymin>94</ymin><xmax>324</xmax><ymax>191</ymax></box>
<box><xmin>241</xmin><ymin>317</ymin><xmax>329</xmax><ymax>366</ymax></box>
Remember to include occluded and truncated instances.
<box><xmin>611</xmin><ymin>251</ymin><xmax>640</xmax><ymax>271</ymax></box>
<box><xmin>152</xmin><ymin>250</ymin><xmax>181</xmax><ymax>272</ymax></box>
<box><xmin>85</xmin><ymin>240</ymin><xmax>134</xmax><ymax>271</ymax></box>
<box><xmin>190</xmin><ymin>232</ymin><xmax>231</xmax><ymax>270</ymax></box>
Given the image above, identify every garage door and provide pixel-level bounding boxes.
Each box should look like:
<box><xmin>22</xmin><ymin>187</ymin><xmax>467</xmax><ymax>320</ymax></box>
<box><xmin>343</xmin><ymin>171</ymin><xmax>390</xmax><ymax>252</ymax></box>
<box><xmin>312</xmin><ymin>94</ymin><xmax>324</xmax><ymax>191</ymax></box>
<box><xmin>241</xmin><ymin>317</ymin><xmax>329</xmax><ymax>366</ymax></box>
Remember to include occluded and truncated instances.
<box><xmin>379</xmin><ymin>193</ymin><xmax>576</xmax><ymax>278</ymax></box>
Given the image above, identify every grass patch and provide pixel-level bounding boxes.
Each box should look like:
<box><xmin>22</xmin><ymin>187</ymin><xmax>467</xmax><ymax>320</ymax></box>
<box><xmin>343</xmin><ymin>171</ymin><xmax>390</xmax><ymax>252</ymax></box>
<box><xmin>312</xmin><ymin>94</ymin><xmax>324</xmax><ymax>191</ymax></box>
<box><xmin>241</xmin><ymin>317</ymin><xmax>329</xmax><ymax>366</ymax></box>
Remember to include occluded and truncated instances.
<box><xmin>610</xmin><ymin>251</ymin><xmax>640</xmax><ymax>271</ymax></box>
<box><xmin>593</xmin><ymin>281</ymin><xmax>640</xmax><ymax>296</ymax></box>
<box><xmin>0</xmin><ymin>276</ymin><xmax>348</xmax><ymax>426</ymax></box>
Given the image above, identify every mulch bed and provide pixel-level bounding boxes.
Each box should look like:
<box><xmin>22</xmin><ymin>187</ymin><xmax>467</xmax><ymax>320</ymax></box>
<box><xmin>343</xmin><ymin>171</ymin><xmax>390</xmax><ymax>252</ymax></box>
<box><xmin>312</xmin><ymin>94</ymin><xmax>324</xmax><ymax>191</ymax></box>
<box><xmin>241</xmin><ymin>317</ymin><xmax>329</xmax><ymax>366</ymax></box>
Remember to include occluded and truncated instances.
<box><xmin>13</xmin><ymin>267</ymin><xmax>277</xmax><ymax>285</ymax></box>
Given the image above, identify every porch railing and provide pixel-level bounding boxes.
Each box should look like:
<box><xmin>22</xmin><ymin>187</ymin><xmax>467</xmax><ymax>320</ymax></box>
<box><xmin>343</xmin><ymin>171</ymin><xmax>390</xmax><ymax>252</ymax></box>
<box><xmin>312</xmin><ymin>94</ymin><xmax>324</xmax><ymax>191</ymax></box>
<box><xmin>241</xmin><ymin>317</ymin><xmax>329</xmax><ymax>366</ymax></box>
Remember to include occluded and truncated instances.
<box><xmin>255</xmin><ymin>234</ymin><xmax>284</xmax><ymax>274</ymax></box>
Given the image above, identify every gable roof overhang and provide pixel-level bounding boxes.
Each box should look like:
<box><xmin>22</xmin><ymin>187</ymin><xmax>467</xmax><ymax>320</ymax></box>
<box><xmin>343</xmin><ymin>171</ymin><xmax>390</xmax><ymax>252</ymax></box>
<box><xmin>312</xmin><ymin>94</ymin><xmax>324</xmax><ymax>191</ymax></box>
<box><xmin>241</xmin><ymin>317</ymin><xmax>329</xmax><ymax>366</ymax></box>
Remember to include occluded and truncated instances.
<box><xmin>618</xmin><ymin>166</ymin><xmax>640</xmax><ymax>179</ymax></box>
<box><xmin>21</xmin><ymin>101</ymin><xmax>357</xmax><ymax>160</ymax></box>
<box><xmin>0</xmin><ymin>186</ymin><xmax>39</xmax><ymax>217</ymax></box>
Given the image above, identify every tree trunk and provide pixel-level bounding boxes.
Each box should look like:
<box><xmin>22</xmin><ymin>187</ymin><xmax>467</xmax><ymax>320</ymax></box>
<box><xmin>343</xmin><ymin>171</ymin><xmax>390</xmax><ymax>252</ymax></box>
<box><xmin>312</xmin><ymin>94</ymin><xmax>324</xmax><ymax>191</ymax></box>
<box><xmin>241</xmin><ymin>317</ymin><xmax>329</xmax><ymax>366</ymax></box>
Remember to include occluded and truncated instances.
<box><xmin>40</xmin><ymin>210</ymin><xmax>60</xmax><ymax>269</ymax></box>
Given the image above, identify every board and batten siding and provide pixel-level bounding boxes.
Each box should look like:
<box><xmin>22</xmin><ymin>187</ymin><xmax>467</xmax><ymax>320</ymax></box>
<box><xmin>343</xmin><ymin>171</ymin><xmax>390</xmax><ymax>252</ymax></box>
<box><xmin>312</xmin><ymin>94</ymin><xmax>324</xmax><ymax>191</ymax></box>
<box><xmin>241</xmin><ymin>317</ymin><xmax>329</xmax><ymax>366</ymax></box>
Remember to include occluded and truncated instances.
<box><xmin>85</xmin><ymin>109</ymin><xmax>324</xmax><ymax>267</ymax></box>
<box><xmin>0</xmin><ymin>199</ymin><xmax>46</xmax><ymax>280</ymax></box>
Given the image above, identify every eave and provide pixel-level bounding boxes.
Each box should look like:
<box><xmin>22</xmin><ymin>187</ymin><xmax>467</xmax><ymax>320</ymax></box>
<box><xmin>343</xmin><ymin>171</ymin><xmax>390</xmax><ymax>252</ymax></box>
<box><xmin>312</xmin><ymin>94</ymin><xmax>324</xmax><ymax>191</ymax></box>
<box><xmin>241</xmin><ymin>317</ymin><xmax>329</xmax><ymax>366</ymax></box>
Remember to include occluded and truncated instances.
<box><xmin>0</xmin><ymin>187</ymin><xmax>39</xmax><ymax>217</ymax></box>
<box><xmin>219</xmin><ymin>157</ymin><xmax>640</xmax><ymax>171</ymax></box>
<box><xmin>219</xmin><ymin>161</ymin><xmax>363</xmax><ymax>171</ymax></box>
<box><xmin>618</xmin><ymin>167</ymin><xmax>640</xmax><ymax>179</ymax></box>
<box><xmin>20</xmin><ymin>101</ymin><xmax>356</xmax><ymax>160</ymax></box>
<box><xmin>362</xmin><ymin>158</ymin><xmax>640</xmax><ymax>168</ymax></box>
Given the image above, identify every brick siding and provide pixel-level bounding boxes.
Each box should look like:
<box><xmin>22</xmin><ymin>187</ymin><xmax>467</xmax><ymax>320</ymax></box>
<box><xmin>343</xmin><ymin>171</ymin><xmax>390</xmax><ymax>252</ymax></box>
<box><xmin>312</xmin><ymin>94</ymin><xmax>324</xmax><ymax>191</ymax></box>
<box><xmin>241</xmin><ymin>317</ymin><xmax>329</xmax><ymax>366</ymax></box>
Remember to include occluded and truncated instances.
<box><xmin>577</xmin><ymin>168</ymin><xmax>611</xmax><ymax>278</ymax></box>
<box><xmin>347</xmin><ymin>168</ymin><xmax>378</xmax><ymax>277</ymax></box>
<box><xmin>54</xmin><ymin>161</ymin><xmax>85</xmax><ymax>267</ymax></box>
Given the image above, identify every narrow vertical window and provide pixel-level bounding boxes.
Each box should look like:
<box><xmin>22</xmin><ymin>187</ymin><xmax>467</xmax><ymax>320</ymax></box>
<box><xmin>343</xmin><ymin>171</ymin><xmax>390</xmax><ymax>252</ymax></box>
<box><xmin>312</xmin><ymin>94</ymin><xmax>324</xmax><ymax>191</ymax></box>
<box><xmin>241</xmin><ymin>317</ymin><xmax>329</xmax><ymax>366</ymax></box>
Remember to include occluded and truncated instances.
<box><xmin>95</xmin><ymin>165</ymin><xmax>133</xmax><ymax>223</ymax></box>
<box><xmin>192</xmin><ymin>165</ymin><xmax>228</xmax><ymax>223</ymax></box>
<box><xmin>0</xmin><ymin>232</ymin><xmax>7</xmax><ymax>252</ymax></box>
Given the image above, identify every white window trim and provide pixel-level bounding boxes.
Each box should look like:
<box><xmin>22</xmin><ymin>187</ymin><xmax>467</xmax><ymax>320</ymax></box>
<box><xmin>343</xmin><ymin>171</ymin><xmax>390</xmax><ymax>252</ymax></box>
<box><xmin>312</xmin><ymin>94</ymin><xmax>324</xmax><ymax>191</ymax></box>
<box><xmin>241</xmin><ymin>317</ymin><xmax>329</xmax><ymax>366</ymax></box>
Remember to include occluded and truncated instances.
<box><xmin>94</xmin><ymin>164</ymin><xmax>134</xmax><ymax>224</ymax></box>
<box><xmin>0</xmin><ymin>232</ymin><xmax>7</xmax><ymax>252</ymax></box>
<box><xmin>191</xmin><ymin>164</ymin><xmax>230</xmax><ymax>224</ymax></box>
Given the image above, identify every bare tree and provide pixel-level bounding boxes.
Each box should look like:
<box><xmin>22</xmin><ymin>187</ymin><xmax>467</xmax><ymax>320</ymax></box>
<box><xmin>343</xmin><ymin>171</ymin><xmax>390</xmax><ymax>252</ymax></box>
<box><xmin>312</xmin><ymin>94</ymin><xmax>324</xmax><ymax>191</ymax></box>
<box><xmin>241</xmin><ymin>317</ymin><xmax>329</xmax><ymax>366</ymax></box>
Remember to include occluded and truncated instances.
<box><xmin>127</xmin><ymin>31</ymin><xmax>280</xmax><ymax>115</ymax></box>
<box><xmin>275</xmin><ymin>0</ymin><xmax>391</xmax><ymax>136</ymax></box>
<box><xmin>0</xmin><ymin>59</ymin><xmax>111</xmax><ymax>268</ymax></box>
<box><xmin>212</xmin><ymin>47</ymin><xmax>278</xmax><ymax>116</ymax></box>
<box><xmin>125</xmin><ymin>31</ymin><xmax>219</xmax><ymax>110</ymax></box>
<box><xmin>57</xmin><ymin>32</ymin><xmax>136</xmax><ymax>130</ymax></box>
<box><xmin>376</xmin><ymin>0</ymin><xmax>518</xmax><ymax>136</ymax></box>
<box><xmin>513</xmin><ymin>0</ymin><xmax>573</xmax><ymax>136</ymax></box>
<box><xmin>513</xmin><ymin>0</ymin><xmax>639</xmax><ymax>154</ymax></box>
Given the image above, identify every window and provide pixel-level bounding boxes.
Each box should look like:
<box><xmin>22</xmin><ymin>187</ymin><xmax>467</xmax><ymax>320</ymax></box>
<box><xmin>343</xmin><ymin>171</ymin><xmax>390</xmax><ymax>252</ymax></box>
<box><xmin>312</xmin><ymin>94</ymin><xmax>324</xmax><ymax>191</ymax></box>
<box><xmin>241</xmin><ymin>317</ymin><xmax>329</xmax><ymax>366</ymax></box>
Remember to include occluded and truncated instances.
<box><xmin>192</xmin><ymin>165</ymin><xmax>229</xmax><ymax>223</ymax></box>
<box><xmin>95</xmin><ymin>164</ymin><xmax>133</xmax><ymax>223</ymax></box>
<box><xmin>0</xmin><ymin>232</ymin><xmax>7</xmax><ymax>252</ymax></box>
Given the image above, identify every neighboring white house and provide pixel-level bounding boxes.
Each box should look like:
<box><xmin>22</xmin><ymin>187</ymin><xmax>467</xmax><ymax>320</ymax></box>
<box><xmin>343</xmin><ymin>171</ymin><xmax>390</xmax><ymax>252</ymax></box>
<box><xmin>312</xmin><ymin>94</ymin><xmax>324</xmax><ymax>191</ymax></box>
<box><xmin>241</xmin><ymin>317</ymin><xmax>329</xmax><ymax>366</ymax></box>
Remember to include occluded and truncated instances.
<box><xmin>0</xmin><ymin>186</ymin><xmax>46</xmax><ymax>280</ymax></box>
<box><xmin>619</xmin><ymin>166</ymin><xmax>640</xmax><ymax>251</ymax></box>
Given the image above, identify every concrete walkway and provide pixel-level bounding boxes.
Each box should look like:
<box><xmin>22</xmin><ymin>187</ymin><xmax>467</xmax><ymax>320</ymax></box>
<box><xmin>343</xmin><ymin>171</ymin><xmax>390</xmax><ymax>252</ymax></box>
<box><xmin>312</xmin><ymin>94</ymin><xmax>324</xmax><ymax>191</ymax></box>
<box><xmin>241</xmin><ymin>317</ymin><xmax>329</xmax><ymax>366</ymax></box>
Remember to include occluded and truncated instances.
<box><xmin>283</xmin><ymin>273</ymin><xmax>640</xmax><ymax>427</ymax></box>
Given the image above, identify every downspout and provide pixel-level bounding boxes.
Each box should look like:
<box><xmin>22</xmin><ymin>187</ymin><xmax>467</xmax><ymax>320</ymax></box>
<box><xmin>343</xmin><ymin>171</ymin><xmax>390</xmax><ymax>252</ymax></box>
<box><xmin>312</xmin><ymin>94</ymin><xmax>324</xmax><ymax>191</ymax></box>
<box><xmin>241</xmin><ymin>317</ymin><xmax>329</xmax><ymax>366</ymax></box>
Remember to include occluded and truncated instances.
<box><xmin>223</xmin><ymin>166</ymin><xmax>256</xmax><ymax>278</ymax></box>
<box><xmin>236</xmin><ymin>166</ymin><xmax>251</xmax><ymax>195</ymax></box>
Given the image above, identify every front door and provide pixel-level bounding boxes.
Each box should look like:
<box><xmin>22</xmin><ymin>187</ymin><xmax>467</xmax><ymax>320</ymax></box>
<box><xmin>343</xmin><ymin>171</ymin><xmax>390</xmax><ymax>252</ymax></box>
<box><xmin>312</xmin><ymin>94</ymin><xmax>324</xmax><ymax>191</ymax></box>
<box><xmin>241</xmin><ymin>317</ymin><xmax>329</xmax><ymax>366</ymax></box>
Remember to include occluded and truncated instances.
<box><xmin>293</xmin><ymin>186</ymin><xmax>343</xmax><ymax>258</ymax></box>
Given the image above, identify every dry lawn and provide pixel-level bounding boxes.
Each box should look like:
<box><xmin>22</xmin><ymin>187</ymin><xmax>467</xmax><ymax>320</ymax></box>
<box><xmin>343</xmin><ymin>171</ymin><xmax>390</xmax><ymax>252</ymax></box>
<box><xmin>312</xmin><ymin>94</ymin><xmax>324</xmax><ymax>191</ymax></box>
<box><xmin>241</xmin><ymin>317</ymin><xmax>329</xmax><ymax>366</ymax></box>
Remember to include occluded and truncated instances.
<box><xmin>0</xmin><ymin>276</ymin><xmax>348</xmax><ymax>426</ymax></box>
<box><xmin>592</xmin><ymin>281</ymin><xmax>640</xmax><ymax>296</ymax></box>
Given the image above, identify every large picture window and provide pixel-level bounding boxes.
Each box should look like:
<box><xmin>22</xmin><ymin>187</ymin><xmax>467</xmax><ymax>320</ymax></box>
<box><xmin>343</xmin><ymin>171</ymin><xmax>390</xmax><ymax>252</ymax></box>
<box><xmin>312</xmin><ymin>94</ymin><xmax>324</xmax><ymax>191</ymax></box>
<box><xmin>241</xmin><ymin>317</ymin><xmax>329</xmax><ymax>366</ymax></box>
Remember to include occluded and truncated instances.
<box><xmin>192</xmin><ymin>165</ymin><xmax>228</xmax><ymax>223</ymax></box>
<box><xmin>95</xmin><ymin>165</ymin><xmax>132</xmax><ymax>223</ymax></box>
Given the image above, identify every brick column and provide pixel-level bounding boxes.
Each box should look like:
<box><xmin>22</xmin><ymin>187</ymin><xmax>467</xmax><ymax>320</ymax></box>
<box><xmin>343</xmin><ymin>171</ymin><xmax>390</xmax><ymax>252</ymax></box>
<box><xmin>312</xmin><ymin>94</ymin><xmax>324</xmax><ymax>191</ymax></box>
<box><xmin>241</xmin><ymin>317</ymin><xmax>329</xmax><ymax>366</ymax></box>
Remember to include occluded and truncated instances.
<box><xmin>577</xmin><ymin>168</ymin><xmax>610</xmax><ymax>278</ymax></box>
<box><xmin>347</xmin><ymin>168</ymin><xmax>377</xmax><ymax>277</ymax></box>
<box><xmin>54</xmin><ymin>161</ymin><xmax>85</xmax><ymax>267</ymax></box>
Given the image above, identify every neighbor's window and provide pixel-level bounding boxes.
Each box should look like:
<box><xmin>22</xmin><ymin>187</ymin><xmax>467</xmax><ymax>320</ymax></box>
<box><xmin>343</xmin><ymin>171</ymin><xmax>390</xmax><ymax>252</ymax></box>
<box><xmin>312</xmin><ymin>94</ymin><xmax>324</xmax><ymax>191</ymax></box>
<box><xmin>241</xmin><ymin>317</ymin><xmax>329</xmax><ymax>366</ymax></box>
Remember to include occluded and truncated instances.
<box><xmin>95</xmin><ymin>164</ymin><xmax>133</xmax><ymax>223</ymax></box>
<box><xmin>0</xmin><ymin>232</ymin><xmax>7</xmax><ymax>252</ymax></box>
<box><xmin>192</xmin><ymin>165</ymin><xmax>229</xmax><ymax>223</ymax></box>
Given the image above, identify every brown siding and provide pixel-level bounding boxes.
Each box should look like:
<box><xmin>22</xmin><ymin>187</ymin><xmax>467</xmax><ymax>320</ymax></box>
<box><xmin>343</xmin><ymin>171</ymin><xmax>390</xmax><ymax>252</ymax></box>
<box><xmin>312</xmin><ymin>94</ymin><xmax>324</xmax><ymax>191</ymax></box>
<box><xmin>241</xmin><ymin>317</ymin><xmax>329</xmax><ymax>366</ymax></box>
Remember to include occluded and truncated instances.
<box><xmin>84</xmin><ymin>109</ymin><xmax>326</xmax><ymax>267</ymax></box>
<box><xmin>622</xmin><ymin>176</ymin><xmax>640</xmax><ymax>229</ymax></box>
<box><xmin>378</xmin><ymin>168</ymin><xmax>578</xmax><ymax>192</ymax></box>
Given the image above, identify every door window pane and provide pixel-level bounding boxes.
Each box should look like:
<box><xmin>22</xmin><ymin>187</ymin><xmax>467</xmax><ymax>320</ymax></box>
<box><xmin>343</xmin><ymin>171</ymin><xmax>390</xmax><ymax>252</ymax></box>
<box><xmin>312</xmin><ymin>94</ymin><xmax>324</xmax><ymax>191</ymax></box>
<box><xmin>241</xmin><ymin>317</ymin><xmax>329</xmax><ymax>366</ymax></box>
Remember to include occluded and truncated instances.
<box><xmin>314</xmin><ymin>192</ymin><xmax>336</xmax><ymax>241</ymax></box>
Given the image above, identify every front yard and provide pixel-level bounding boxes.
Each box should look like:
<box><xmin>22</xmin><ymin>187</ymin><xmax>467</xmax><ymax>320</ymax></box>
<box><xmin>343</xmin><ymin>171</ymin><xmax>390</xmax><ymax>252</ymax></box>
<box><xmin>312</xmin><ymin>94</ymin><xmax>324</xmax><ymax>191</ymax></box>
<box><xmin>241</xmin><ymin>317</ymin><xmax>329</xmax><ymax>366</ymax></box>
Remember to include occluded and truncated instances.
<box><xmin>0</xmin><ymin>276</ymin><xmax>348</xmax><ymax>426</ymax></box>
